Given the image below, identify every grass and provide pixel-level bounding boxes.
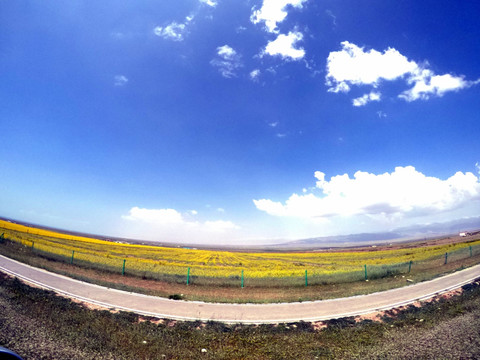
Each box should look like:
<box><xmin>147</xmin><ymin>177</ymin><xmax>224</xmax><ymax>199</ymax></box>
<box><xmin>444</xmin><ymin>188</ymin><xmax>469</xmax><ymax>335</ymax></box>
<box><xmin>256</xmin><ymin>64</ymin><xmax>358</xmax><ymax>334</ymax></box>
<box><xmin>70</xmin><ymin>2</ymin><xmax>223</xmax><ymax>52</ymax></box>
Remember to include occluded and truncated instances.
<box><xmin>1</xmin><ymin>271</ymin><xmax>480</xmax><ymax>359</ymax></box>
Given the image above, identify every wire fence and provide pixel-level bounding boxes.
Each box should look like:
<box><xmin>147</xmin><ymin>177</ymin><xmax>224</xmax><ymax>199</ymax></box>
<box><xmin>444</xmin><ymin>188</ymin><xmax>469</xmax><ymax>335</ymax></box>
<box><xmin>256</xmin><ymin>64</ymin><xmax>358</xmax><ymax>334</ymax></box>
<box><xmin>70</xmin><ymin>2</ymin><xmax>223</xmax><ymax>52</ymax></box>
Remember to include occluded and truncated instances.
<box><xmin>3</xmin><ymin>233</ymin><xmax>480</xmax><ymax>288</ymax></box>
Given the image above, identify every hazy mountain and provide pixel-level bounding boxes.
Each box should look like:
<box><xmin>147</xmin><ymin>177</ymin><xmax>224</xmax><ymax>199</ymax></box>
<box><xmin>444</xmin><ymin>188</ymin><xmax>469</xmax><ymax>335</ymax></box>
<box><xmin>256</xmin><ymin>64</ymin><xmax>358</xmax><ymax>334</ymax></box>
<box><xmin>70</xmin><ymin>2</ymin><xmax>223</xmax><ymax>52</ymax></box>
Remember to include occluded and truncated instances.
<box><xmin>279</xmin><ymin>217</ymin><xmax>480</xmax><ymax>248</ymax></box>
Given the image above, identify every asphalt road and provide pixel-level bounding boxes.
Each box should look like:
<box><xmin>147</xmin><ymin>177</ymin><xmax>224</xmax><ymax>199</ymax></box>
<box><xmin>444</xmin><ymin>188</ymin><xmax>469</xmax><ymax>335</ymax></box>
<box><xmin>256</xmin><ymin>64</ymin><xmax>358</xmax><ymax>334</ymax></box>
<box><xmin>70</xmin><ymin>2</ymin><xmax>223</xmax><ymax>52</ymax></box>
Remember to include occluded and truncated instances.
<box><xmin>1</xmin><ymin>254</ymin><xmax>479</xmax><ymax>324</ymax></box>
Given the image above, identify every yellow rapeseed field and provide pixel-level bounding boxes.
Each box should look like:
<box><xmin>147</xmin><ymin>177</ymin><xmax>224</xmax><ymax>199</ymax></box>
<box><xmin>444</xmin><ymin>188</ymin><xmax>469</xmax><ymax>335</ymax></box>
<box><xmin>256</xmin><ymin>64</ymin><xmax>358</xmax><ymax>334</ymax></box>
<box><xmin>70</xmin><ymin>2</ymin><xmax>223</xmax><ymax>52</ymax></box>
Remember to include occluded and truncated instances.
<box><xmin>1</xmin><ymin>219</ymin><xmax>479</xmax><ymax>279</ymax></box>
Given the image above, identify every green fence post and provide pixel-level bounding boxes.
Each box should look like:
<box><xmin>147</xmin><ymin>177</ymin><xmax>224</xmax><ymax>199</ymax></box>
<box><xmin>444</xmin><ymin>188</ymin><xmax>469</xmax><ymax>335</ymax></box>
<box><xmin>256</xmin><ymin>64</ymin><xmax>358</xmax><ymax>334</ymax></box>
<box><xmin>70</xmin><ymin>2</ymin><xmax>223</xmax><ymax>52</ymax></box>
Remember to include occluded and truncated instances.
<box><xmin>31</xmin><ymin>241</ymin><xmax>34</xmax><ymax>250</ymax></box>
<box><xmin>122</xmin><ymin>259</ymin><xmax>126</xmax><ymax>275</ymax></box>
<box><xmin>408</xmin><ymin>260</ymin><xmax>412</xmax><ymax>273</ymax></box>
<box><xmin>241</xmin><ymin>270</ymin><xmax>244</xmax><ymax>288</ymax></box>
<box><xmin>444</xmin><ymin>252</ymin><xmax>448</xmax><ymax>265</ymax></box>
<box><xmin>70</xmin><ymin>250</ymin><xmax>75</xmax><ymax>264</ymax></box>
<box><xmin>470</xmin><ymin>246</ymin><xmax>473</xmax><ymax>257</ymax></box>
<box><xmin>364</xmin><ymin>264</ymin><xmax>368</xmax><ymax>280</ymax></box>
<box><xmin>305</xmin><ymin>270</ymin><xmax>308</xmax><ymax>287</ymax></box>
<box><xmin>187</xmin><ymin>267</ymin><xmax>190</xmax><ymax>285</ymax></box>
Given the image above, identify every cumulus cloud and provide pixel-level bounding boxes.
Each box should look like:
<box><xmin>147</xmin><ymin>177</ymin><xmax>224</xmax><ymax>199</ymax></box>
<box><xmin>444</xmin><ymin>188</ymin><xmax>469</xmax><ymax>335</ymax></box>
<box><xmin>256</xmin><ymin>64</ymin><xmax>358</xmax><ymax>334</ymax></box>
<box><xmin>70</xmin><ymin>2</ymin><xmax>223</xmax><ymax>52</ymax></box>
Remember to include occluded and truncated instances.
<box><xmin>251</xmin><ymin>0</ymin><xmax>308</xmax><ymax>33</ymax></box>
<box><xmin>122</xmin><ymin>207</ymin><xmax>239</xmax><ymax>242</ymax></box>
<box><xmin>352</xmin><ymin>91</ymin><xmax>381</xmax><ymax>107</ymax></box>
<box><xmin>326</xmin><ymin>41</ymin><xmax>479</xmax><ymax>103</ymax></box>
<box><xmin>326</xmin><ymin>41</ymin><xmax>417</xmax><ymax>92</ymax></box>
<box><xmin>114</xmin><ymin>75</ymin><xmax>128</xmax><ymax>86</ymax></box>
<box><xmin>263</xmin><ymin>31</ymin><xmax>305</xmax><ymax>60</ymax></box>
<box><xmin>254</xmin><ymin>166</ymin><xmax>480</xmax><ymax>221</ymax></box>
<box><xmin>399</xmin><ymin>71</ymin><xmax>474</xmax><ymax>101</ymax></box>
<box><xmin>210</xmin><ymin>45</ymin><xmax>242</xmax><ymax>78</ymax></box>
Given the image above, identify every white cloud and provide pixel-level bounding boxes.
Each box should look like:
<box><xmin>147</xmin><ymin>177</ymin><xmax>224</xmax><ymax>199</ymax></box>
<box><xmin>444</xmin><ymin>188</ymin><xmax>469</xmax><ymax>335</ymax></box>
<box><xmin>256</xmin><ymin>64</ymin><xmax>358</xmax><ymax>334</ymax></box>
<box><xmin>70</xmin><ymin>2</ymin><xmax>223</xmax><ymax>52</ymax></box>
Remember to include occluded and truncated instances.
<box><xmin>154</xmin><ymin>22</ymin><xmax>187</xmax><ymax>41</ymax></box>
<box><xmin>254</xmin><ymin>166</ymin><xmax>480</xmax><ymax>221</ymax></box>
<box><xmin>251</xmin><ymin>0</ymin><xmax>308</xmax><ymax>33</ymax></box>
<box><xmin>326</xmin><ymin>41</ymin><xmax>479</xmax><ymax>104</ymax></box>
<box><xmin>217</xmin><ymin>45</ymin><xmax>236</xmax><ymax>60</ymax></box>
<box><xmin>352</xmin><ymin>91</ymin><xmax>381</xmax><ymax>107</ymax></box>
<box><xmin>204</xmin><ymin>220</ymin><xmax>238</xmax><ymax>231</ymax></box>
<box><xmin>326</xmin><ymin>41</ymin><xmax>417</xmax><ymax>91</ymax></box>
<box><xmin>377</xmin><ymin>111</ymin><xmax>387</xmax><ymax>118</ymax></box>
<box><xmin>122</xmin><ymin>207</ymin><xmax>184</xmax><ymax>224</ymax></box>
<box><xmin>122</xmin><ymin>207</ymin><xmax>239</xmax><ymax>242</ymax></box>
<box><xmin>210</xmin><ymin>45</ymin><xmax>242</xmax><ymax>78</ymax></box>
<box><xmin>399</xmin><ymin>71</ymin><xmax>472</xmax><ymax>101</ymax></box>
<box><xmin>264</xmin><ymin>31</ymin><xmax>305</xmax><ymax>60</ymax></box>
<box><xmin>217</xmin><ymin>207</ymin><xmax>225</xmax><ymax>213</ymax></box>
<box><xmin>250</xmin><ymin>69</ymin><xmax>261</xmax><ymax>81</ymax></box>
<box><xmin>114</xmin><ymin>75</ymin><xmax>128</xmax><ymax>86</ymax></box>
<box><xmin>199</xmin><ymin>0</ymin><xmax>218</xmax><ymax>7</ymax></box>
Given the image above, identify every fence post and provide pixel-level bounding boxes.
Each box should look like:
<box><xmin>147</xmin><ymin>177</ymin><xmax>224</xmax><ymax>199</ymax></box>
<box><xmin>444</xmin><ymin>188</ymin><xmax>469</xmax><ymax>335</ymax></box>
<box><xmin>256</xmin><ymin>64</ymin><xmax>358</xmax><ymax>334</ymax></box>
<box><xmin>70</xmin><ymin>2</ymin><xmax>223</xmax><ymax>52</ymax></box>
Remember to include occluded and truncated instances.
<box><xmin>70</xmin><ymin>250</ymin><xmax>75</xmax><ymax>264</ymax></box>
<box><xmin>241</xmin><ymin>270</ymin><xmax>244</xmax><ymax>288</ymax></box>
<box><xmin>444</xmin><ymin>252</ymin><xmax>448</xmax><ymax>265</ymax></box>
<box><xmin>470</xmin><ymin>246</ymin><xmax>473</xmax><ymax>257</ymax></box>
<box><xmin>31</xmin><ymin>241</ymin><xmax>34</xmax><ymax>250</ymax></box>
<box><xmin>122</xmin><ymin>259</ymin><xmax>126</xmax><ymax>275</ymax></box>
<box><xmin>408</xmin><ymin>260</ymin><xmax>412</xmax><ymax>273</ymax></box>
<box><xmin>305</xmin><ymin>270</ymin><xmax>308</xmax><ymax>287</ymax></box>
<box><xmin>364</xmin><ymin>264</ymin><xmax>368</xmax><ymax>280</ymax></box>
<box><xmin>187</xmin><ymin>267</ymin><xmax>190</xmax><ymax>285</ymax></box>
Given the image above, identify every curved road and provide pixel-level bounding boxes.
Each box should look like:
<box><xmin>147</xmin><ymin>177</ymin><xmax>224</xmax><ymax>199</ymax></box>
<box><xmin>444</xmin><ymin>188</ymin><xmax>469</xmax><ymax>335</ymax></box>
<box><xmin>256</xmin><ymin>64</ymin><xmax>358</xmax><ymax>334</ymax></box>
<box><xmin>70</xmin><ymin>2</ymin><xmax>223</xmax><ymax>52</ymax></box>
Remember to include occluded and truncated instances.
<box><xmin>1</xmin><ymin>254</ymin><xmax>479</xmax><ymax>324</ymax></box>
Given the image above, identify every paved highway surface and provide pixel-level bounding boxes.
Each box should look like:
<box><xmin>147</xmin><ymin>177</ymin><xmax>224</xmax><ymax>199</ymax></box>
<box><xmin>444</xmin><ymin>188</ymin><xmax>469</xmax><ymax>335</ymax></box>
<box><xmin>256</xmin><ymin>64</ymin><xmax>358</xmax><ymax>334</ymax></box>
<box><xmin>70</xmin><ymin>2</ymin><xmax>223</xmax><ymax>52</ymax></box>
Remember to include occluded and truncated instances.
<box><xmin>1</xmin><ymin>254</ymin><xmax>479</xmax><ymax>324</ymax></box>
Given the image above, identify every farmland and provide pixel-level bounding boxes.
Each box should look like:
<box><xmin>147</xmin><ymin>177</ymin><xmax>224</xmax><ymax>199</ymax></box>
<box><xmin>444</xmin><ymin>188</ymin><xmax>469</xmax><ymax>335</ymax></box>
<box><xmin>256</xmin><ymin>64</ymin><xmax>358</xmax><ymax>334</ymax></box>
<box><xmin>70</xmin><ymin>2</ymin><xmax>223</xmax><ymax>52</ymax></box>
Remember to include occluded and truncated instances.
<box><xmin>1</xmin><ymin>219</ymin><xmax>480</xmax><ymax>302</ymax></box>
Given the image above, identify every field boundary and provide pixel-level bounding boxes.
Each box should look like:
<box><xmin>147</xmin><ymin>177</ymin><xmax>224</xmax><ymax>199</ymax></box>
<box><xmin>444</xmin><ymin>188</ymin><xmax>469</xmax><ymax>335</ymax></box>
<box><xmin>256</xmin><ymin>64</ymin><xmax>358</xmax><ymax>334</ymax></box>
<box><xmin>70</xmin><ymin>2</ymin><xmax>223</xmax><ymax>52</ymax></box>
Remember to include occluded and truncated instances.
<box><xmin>2</xmin><ymin>254</ymin><xmax>480</xmax><ymax>324</ymax></box>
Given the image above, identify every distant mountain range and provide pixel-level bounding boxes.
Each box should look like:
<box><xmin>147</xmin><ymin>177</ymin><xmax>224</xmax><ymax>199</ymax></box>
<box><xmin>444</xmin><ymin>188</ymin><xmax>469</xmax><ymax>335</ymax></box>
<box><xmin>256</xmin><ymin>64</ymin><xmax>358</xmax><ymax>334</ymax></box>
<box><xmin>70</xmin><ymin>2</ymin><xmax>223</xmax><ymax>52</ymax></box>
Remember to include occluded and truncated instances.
<box><xmin>278</xmin><ymin>217</ymin><xmax>480</xmax><ymax>248</ymax></box>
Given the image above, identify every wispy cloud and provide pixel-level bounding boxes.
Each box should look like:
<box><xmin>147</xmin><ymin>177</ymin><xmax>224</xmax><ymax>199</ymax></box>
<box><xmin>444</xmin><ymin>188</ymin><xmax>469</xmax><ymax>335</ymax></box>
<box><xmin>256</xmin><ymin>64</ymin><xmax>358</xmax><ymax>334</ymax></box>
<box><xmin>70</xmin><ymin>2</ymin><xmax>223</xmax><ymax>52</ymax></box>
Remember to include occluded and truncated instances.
<box><xmin>154</xmin><ymin>23</ymin><xmax>186</xmax><ymax>41</ymax></box>
<box><xmin>114</xmin><ymin>75</ymin><xmax>128</xmax><ymax>86</ymax></box>
<box><xmin>210</xmin><ymin>45</ymin><xmax>243</xmax><ymax>78</ymax></box>
<box><xmin>325</xmin><ymin>9</ymin><xmax>337</xmax><ymax>26</ymax></box>
<box><xmin>199</xmin><ymin>0</ymin><xmax>218</xmax><ymax>7</ymax></box>
<box><xmin>352</xmin><ymin>91</ymin><xmax>381</xmax><ymax>107</ymax></box>
<box><xmin>153</xmin><ymin>15</ymin><xmax>194</xmax><ymax>42</ymax></box>
<box><xmin>263</xmin><ymin>31</ymin><xmax>305</xmax><ymax>60</ymax></box>
<box><xmin>249</xmin><ymin>69</ymin><xmax>261</xmax><ymax>81</ymax></box>
<box><xmin>326</xmin><ymin>41</ymin><xmax>480</xmax><ymax>104</ymax></box>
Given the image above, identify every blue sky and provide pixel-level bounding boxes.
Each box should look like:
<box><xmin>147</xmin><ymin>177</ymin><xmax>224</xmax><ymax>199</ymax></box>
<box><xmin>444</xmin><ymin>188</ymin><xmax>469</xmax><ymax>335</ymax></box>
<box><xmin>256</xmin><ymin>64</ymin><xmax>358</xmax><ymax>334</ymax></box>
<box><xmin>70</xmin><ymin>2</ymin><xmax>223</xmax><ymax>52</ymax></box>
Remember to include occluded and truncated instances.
<box><xmin>1</xmin><ymin>0</ymin><xmax>480</xmax><ymax>244</ymax></box>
